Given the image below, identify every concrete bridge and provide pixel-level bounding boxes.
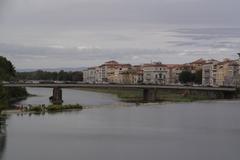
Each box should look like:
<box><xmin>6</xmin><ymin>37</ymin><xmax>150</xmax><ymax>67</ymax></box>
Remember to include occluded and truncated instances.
<box><xmin>3</xmin><ymin>83</ymin><xmax>238</xmax><ymax>104</ymax></box>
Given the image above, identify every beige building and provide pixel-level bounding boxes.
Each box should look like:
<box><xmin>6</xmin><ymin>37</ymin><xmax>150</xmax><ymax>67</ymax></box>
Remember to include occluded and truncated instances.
<box><xmin>216</xmin><ymin>60</ymin><xmax>239</xmax><ymax>87</ymax></box>
<box><xmin>108</xmin><ymin>63</ymin><xmax>132</xmax><ymax>83</ymax></box>
<box><xmin>166</xmin><ymin>64</ymin><xmax>183</xmax><ymax>85</ymax></box>
<box><xmin>119</xmin><ymin>67</ymin><xmax>143</xmax><ymax>84</ymax></box>
<box><xmin>190</xmin><ymin>58</ymin><xmax>206</xmax><ymax>72</ymax></box>
<box><xmin>84</xmin><ymin>61</ymin><xmax>132</xmax><ymax>84</ymax></box>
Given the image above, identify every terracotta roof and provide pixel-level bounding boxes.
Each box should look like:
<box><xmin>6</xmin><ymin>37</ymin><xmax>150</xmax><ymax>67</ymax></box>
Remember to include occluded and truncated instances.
<box><xmin>104</xmin><ymin>60</ymin><xmax>119</xmax><ymax>64</ymax></box>
<box><xmin>217</xmin><ymin>60</ymin><xmax>234</xmax><ymax>65</ymax></box>
<box><xmin>119</xmin><ymin>64</ymin><xmax>131</xmax><ymax>67</ymax></box>
<box><xmin>166</xmin><ymin>64</ymin><xmax>181</xmax><ymax>69</ymax></box>
<box><xmin>143</xmin><ymin>63</ymin><xmax>167</xmax><ymax>67</ymax></box>
<box><xmin>190</xmin><ymin>58</ymin><xmax>206</xmax><ymax>64</ymax></box>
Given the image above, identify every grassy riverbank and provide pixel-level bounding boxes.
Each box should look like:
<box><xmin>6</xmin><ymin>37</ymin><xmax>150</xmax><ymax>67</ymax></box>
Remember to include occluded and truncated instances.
<box><xmin>78</xmin><ymin>88</ymin><xmax>210</xmax><ymax>103</ymax></box>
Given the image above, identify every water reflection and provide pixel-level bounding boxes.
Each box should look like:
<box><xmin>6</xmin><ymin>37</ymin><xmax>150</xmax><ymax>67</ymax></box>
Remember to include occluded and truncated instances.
<box><xmin>0</xmin><ymin>116</ymin><xmax>6</xmax><ymax>160</ymax></box>
<box><xmin>4</xmin><ymin>87</ymin><xmax>240</xmax><ymax>160</ymax></box>
<box><xmin>2</xmin><ymin>100</ymin><xmax>240</xmax><ymax>160</ymax></box>
<box><xmin>16</xmin><ymin>87</ymin><xmax>123</xmax><ymax>107</ymax></box>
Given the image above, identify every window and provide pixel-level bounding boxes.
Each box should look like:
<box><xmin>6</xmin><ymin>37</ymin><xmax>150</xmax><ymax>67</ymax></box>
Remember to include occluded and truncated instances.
<box><xmin>159</xmin><ymin>74</ymin><xmax>162</xmax><ymax>79</ymax></box>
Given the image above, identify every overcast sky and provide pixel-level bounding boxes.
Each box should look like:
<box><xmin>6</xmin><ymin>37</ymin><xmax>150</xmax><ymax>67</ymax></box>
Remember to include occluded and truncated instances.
<box><xmin>0</xmin><ymin>0</ymin><xmax>240</xmax><ymax>69</ymax></box>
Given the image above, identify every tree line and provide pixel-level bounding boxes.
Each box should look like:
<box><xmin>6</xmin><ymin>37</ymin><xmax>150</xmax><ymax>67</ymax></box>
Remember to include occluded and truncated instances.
<box><xmin>16</xmin><ymin>70</ymin><xmax>83</xmax><ymax>81</ymax></box>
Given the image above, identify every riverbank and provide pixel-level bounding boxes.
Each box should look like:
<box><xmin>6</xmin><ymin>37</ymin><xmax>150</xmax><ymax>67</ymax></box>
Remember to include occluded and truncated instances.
<box><xmin>76</xmin><ymin>88</ymin><xmax>213</xmax><ymax>103</ymax></box>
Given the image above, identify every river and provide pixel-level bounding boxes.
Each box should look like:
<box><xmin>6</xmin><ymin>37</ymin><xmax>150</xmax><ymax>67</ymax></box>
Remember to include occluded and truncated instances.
<box><xmin>1</xmin><ymin>88</ymin><xmax>240</xmax><ymax>160</ymax></box>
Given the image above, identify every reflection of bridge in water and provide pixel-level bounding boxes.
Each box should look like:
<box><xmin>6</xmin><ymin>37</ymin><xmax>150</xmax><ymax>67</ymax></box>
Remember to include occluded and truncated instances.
<box><xmin>3</xmin><ymin>83</ymin><xmax>238</xmax><ymax>104</ymax></box>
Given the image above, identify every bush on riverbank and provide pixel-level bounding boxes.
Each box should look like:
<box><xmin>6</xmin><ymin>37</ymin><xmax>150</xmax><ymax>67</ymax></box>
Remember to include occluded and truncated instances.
<box><xmin>47</xmin><ymin>104</ymin><xmax>83</xmax><ymax>112</ymax></box>
<box><xmin>29</xmin><ymin>104</ymin><xmax>83</xmax><ymax>113</ymax></box>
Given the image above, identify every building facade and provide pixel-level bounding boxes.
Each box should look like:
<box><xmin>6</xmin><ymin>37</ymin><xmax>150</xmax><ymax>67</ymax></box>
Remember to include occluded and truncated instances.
<box><xmin>143</xmin><ymin>62</ymin><xmax>168</xmax><ymax>85</ymax></box>
<box><xmin>202</xmin><ymin>60</ymin><xmax>219</xmax><ymax>86</ymax></box>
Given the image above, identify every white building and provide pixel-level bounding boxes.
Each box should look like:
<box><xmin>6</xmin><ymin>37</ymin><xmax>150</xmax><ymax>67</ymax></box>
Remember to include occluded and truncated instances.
<box><xmin>83</xmin><ymin>67</ymin><xmax>96</xmax><ymax>83</ymax></box>
<box><xmin>143</xmin><ymin>62</ymin><xmax>168</xmax><ymax>85</ymax></box>
<box><xmin>202</xmin><ymin>60</ymin><xmax>219</xmax><ymax>86</ymax></box>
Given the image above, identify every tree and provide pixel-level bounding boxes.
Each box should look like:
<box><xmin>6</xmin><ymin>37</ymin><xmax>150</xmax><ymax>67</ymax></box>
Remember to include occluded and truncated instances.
<box><xmin>0</xmin><ymin>56</ymin><xmax>16</xmax><ymax>81</ymax></box>
<box><xmin>0</xmin><ymin>56</ymin><xmax>28</xmax><ymax>109</ymax></box>
<box><xmin>179</xmin><ymin>71</ymin><xmax>194</xmax><ymax>84</ymax></box>
<box><xmin>194</xmin><ymin>69</ymin><xmax>202</xmax><ymax>84</ymax></box>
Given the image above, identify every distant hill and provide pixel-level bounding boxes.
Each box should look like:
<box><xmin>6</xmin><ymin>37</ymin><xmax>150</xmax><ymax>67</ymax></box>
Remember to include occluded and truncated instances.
<box><xmin>17</xmin><ymin>67</ymin><xmax>86</xmax><ymax>72</ymax></box>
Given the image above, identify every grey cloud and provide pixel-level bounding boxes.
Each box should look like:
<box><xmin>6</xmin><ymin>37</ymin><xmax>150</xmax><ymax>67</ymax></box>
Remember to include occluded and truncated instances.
<box><xmin>168</xmin><ymin>40</ymin><xmax>240</xmax><ymax>49</ymax></box>
<box><xmin>167</xmin><ymin>28</ymin><xmax>240</xmax><ymax>52</ymax></box>
<box><xmin>0</xmin><ymin>43</ymin><xmax>181</xmax><ymax>68</ymax></box>
<box><xmin>1</xmin><ymin>41</ymin><xmax>238</xmax><ymax>69</ymax></box>
<box><xmin>172</xmin><ymin>28</ymin><xmax>240</xmax><ymax>40</ymax></box>
<box><xmin>2</xmin><ymin>0</ymin><xmax>240</xmax><ymax>28</ymax></box>
<box><xmin>1</xmin><ymin>0</ymin><xmax>240</xmax><ymax>69</ymax></box>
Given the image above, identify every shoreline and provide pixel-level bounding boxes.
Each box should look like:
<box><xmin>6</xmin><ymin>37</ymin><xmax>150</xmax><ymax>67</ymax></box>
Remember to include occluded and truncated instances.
<box><xmin>73</xmin><ymin>87</ymin><xmax>238</xmax><ymax>103</ymax></box>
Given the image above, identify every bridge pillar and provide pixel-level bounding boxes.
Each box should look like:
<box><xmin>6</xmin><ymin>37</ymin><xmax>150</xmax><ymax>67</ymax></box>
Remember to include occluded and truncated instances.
<box><xmin>143</xmin><ymin>89</ymin><xmax>157</xmax><ymax>102</ymax></box>
<box><xmin>49</xmin><ymin>87</ymin><xmax>63</xmax><ymax>105</ymax></box>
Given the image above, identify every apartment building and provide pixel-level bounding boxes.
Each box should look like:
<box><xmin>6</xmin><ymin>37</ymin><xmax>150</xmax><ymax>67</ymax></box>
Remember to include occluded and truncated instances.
<box><xmin>190</xmin><ymin>58</ymin><xmax>206</xmax><ymax>72</ymax></box>
<box><xmin>166</xmin><ymin>64</ymin><xmax>183</xmax><ymax>85</ymax></box>
<box><xmin>83</xmin><ymin>61</ymin><xmax>132</xmax><ymax>84</ymax></box>
<box><xmin>202</xmin><ymin>60</ymin><xmax>219</xmax><ymax>86</ymax></box>
<box><xmin>83</xmin><ymin>56</ymin><xmax>240</xmax><ymax>87</ymax></box>
<box><xmin>118</xmin><ymin>66</ymin><xmax>143</xmax><ymax>84</ymax></box>
<box><xmin>216</xmin><ymin>60</ymin><xmax>239</xmax><ymax>87</ymax></box>
<box><xmin>83</xmin><ymin>67</ymin><xmax>96</xmax><ymax>83</ymax></box>
<box><xmin>143</xmin><ymin>62</ymin><xmax>168</xmax><ymax>85</ymax></box>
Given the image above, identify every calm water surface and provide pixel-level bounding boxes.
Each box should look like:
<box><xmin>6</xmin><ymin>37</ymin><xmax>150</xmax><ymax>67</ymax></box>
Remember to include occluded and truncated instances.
<box><xmin>16</xmin><ymin>87</ymin><xmax>123</xmax><ymax>107</ymax></box>
<box><xmin>1</xmin><ymin>88</ymin><xmax>240</xmax><ymax>160</ymax></box>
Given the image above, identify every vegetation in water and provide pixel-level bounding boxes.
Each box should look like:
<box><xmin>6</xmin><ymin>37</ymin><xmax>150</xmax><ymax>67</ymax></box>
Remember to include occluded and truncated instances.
<box><xmin>28</xmin><ymin>104</ymin><xmax>83</xmax><ymax>113</ymax></box>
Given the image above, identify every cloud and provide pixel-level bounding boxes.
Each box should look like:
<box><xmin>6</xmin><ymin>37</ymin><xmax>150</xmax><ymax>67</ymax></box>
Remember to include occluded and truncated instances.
<box><xmin>2</xmin><ymin>0</ymin><xmax>240</xmax><ymax>29</ymax></box>
<box><xmin>1</xmin><ymin>0</ymin><xmax>240</xmax><ymax>69</ymax></box>
<box><xmin>172</xmin><ymin>28</ymin><xmax>240</xmax><ymax>40</ymax></box>
<box><xmin>0</xmin><ymin>43</ymin><xmax>180</xmax><ymax>68</ymax></box>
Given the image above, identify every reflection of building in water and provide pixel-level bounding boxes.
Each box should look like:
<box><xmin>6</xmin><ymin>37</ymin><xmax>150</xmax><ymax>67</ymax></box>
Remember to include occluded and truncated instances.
<box><xmin>0</xmin><ymin>117</ymin><xmax>6</xmax><ymax>159</ymax></box>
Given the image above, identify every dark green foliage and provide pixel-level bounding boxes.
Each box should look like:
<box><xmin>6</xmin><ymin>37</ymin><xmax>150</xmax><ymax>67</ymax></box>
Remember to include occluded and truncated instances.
<box><xmin>30</xmin><ymin>106</ymin><xmax>43</xmax><ymax>112</ymax></box>
<box><xmin>179</xmin><ymin>70</ymin><xmax>202</xmax><ymax>84</ymax></box>
<box><xmin>194</xmin><ymin>69</ymin><xmax>202</xmax><ymax>84</ymax></box>
<box><xmin>16</xmin><ymin>70</ymin><xmax>83</xmax><ymax>81</ymax></box>
<box><xmin>47</xmin><ymin>104</ymin><xmax>83</xmax><ymax>112</ymax></box>
<box><xmin>0</xmin><ymin>56</ymin><xmax>16</xmax><ymax>81</ymax></box>
<box><xmin>29</xmin><ymin>104</ymin><xmax>83</xmax><ymax>113</ymax></box>
<box><xmin>0</xmin><ymin>56</ymin><xmax>28</xmax><ymax>110</ymax></box>
<box><xmin>179</xmin><ymin>71</ymin><xmax>194</xmax><ymax>84</ymax></box>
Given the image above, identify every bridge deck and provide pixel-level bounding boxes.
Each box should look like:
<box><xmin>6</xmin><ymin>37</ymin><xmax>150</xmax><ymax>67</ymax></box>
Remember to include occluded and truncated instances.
<box><xmin>3</xmin><ymin>83</ymin><xmax>237</xmax><ymax>92</ymax></box>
